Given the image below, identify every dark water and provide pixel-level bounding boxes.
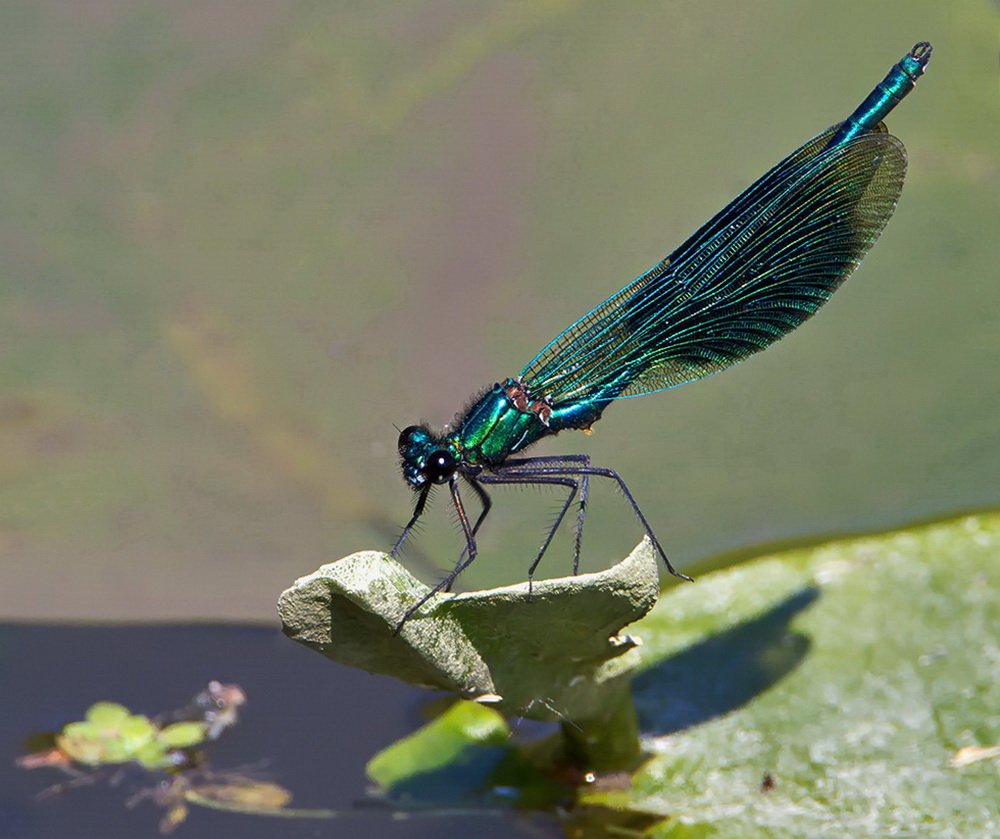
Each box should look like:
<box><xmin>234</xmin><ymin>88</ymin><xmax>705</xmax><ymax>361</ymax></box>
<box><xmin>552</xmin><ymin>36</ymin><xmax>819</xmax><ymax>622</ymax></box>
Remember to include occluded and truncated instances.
<box><xmin>0</xmin><ymin>623</ymin><xmax>533</xmax><ymax>839</ymax></box>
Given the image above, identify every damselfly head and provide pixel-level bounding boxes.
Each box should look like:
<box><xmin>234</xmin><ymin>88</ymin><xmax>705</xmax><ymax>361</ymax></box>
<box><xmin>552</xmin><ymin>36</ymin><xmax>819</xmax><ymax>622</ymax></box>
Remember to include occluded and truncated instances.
<box><xmin>398</xmin><ymin>425</ymin><xmax>458</xmax><ymax>488</ymax></box>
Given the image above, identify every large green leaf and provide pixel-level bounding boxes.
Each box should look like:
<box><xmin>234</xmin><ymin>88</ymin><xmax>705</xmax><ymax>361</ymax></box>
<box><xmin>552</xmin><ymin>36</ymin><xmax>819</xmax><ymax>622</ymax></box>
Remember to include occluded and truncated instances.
<box><xmin>595</xmin><ymin>512</ymin><xmax>1000</xmax><ymax>837</ymax></box>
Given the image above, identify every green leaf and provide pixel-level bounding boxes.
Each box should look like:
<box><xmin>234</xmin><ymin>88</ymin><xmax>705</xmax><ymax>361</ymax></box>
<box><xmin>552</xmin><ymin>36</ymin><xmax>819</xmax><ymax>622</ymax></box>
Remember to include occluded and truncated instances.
<box><xmin>366</xmin><ymin>700</ymin><xmax>563</xmax><ymax>808</ymax></box>
<box><xmin>133</xmin><ymin>740</ymin><xmax>173</xmax><ymax>770</ymax></box>
<box><xmin>367</xmin><ymin>700</ymin><xmax>508</xmax><ymax>790</ymax></box>
<box><xmin>562</xmin><ymin>800</ymin><xmax>671</xmax><ymax>838</ymax></box>
<box><xmin>83</xmin><ymin>701</ymin><xmax>130</xmax><ymax>727</ymax></box>
<box><xmin>159</xmin><ymin>721</ymin><xmax>208</xmax><ymax>749</ymax></box>
<box><xmin>118</xmin><ymin>714</ymin><xmax>158</xmax><ymax>753</ymax></box>
<box><xmin>56</xmin><ymin>722</ymin><xmax>108</xmax><ymax>766</ymax></box>
<box><xmin>278</xmin><ymin>539</ymin><xmax>660</xmax><ymax>721</ymax></box>
<box><xmin>613</xmin><ymin>512</ymin><xmax>1000</xmax><ymax>837</ymax></box>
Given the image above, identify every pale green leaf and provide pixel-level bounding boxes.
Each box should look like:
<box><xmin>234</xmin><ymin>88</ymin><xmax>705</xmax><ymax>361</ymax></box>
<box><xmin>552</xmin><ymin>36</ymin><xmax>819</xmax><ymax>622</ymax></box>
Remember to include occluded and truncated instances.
<box><xmin>278</xmin><ymin>539</ymin><xmax>660</xmax><ymax>721</ymax></box>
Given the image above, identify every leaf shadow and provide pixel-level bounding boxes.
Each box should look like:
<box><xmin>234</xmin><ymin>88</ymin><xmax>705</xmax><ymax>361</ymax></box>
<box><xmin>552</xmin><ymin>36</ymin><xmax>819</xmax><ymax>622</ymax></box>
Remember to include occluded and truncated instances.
<box><xmin>632</xmin><ymin>586</ymin><xmax>820</xmax><ymax>736</ymax></box>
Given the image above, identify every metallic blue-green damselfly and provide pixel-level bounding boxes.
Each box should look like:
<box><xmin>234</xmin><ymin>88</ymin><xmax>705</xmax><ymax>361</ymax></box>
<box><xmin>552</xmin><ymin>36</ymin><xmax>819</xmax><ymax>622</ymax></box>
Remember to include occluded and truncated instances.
<box><xmin>394</xmin><ymin>43</ymin><xmax>931</xmax><ymax>621</ymax></box>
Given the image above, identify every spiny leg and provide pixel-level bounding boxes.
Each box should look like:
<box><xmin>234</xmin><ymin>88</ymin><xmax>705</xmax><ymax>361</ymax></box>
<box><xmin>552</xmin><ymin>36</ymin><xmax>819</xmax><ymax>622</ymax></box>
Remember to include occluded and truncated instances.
<box><xmin>444</xmin><ymin>475</ymin><xmax>492</xmax><ymax>591</ymax></box>
<box><xmin>493</xmin><ymin>462</ymin><xmax>691</xmax><ymax>582</ymax></box>
<box><xmin>391</xmin><ymin>485</ymin><xmax>431</xmax><ymax>557</ymax></box>
<box><xmin>479</xmin><ymin>472</ymin><xmax>580</xmax><ymax>593</ymax></box>
<box><xmin>395</xmin><ymin>477</ymin><xmax>480</xmax><ymax>633</ymax></box>
<box><xmin>492</xmin><ymin>454</ymin><xmax>593</xmax><ymax>573</ymax></box>
<box><xmin>465</xmin><ymin>474</ymin><xmax>493</xmax><ymax>540</ymax></box>
<box><xmin>573</xmin><ymin>473</ymin><xmax>590</xmax><ymax>575</ymax></box>
<box><xmin>556</xmin><ymin>464</ymin><xmax>690</xmax><ymax>581</ymax></box>
<box><xmin>494</xmin><ymin>454</ymin><xmax>593</xmax><ymax>470</ymax></box>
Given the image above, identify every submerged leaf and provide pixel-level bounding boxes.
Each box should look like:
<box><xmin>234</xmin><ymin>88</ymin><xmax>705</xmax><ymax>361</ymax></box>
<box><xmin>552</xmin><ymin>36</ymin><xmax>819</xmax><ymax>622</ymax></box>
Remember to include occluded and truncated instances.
<box><xmin>365</xmin><ymin>700</ymin><xmax>564</xmax><ymax>808</ymax></box>
<box><xmin>187</xmin><ymin>779</ymin><xmax>292</xmax><ymax>809</ymax></box>
<box><xmin>366</xmin><ymin>701</ymin><xmax>509</xmax><ymax>791</ymax></box>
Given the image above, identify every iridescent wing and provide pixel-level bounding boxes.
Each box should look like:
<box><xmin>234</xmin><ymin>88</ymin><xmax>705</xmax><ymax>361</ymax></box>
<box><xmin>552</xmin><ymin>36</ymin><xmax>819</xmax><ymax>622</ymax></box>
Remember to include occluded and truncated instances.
<box><xmin>519</xmin><ymin>124</ymin><xmax>906</xmax><ymax>406</ymax></box>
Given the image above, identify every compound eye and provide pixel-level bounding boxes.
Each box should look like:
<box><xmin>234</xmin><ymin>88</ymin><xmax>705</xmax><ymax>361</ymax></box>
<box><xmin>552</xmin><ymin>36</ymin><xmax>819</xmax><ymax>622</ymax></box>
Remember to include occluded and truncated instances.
<box><xmin>424</xmin><ymin>450</ymin><xmax>457</xmax><ymax>484</ymax></box>
<box><xmin>398</xmin><ymin>425</ymin><xmax>424</xmax><ymax>453</ymax></box>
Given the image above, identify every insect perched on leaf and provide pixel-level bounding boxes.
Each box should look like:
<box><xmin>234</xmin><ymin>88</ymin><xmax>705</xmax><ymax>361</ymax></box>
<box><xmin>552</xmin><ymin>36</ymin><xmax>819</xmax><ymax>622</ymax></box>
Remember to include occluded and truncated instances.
<box><xmin>393</xmin><ymin>43</ymin><xmax>932</xmax><ymax>624</ymax></box>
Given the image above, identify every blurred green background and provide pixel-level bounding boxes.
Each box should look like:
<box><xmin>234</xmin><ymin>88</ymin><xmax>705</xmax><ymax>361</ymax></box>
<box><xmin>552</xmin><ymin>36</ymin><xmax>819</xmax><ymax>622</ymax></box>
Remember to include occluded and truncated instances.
<box><xmin>1</xmin><ymin>0</ymin><xmax>996</xmax><ymax>620</ymax></box>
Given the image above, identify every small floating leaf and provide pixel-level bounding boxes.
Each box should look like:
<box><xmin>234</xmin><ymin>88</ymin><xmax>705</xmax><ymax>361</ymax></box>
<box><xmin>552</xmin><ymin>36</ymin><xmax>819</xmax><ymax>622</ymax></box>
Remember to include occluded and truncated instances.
<box><xmin>119</xmin><ymin>715</ymin><xmax>158</xmax><ymax>752</ymax></box>
<box><xmin>159</xmin><ymin>721</ymin><xmax>208</xmax><ymax>749</ymax></box>
<box><xmin>56</xmin><ymin>723</ymin><xmax>109</xmax><ymax>766</ymax></box>
<box><xmin>84</xmin><ymin>702</ymin><xmax>130</xmax><ymax>727</ymax></box>
<box><xmin>134</xmin><ymin>741</ymin><xmax>173</xmax><ymax>770</ymax></box>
